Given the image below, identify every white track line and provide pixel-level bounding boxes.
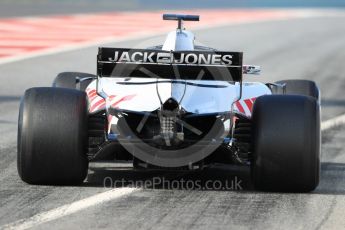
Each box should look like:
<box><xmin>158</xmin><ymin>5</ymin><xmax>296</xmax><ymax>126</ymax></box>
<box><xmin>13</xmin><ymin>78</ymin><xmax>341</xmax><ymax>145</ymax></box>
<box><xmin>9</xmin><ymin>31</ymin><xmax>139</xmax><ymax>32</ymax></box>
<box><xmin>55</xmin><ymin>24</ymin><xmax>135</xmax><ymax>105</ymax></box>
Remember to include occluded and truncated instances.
<box><xmin>321</xmin><ymin>113</ymin><xmax>345</xmax><ymax>131</ymax></box>
<box><xmin>2</xmin><ymin>187</ymin><xmax>139</xmax><ymax>230</ymax></box>
<box><xmin>2</xmin><ymin>113</ymin><xmax>345</xmax><ymax>230</ymax></box>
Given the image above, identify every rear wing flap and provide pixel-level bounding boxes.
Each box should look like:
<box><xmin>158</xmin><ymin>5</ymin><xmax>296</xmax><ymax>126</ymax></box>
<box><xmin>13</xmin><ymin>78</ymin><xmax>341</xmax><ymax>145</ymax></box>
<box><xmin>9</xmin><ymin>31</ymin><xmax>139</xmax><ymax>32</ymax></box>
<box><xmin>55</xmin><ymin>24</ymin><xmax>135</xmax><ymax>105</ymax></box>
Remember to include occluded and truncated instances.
<box><xmin>97</xmin><ymin>48</ymin><xmax>243</xmax><ymax>82</ymax></box>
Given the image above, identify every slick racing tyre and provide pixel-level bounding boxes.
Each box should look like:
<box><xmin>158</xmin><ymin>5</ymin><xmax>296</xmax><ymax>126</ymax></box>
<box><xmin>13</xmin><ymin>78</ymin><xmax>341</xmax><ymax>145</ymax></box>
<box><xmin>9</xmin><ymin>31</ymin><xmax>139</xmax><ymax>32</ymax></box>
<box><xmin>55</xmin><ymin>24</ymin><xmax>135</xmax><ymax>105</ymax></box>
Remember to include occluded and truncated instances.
<box><xmin>52</xmin><ymin>72</ymin><xmax>95</xmax><ymax>91</ymax></box>
<box><xmin>251</xmin><ymin>95</ymin><xmax>320</xmax><ymax>192</ymax></box>
<box><xmin>17</xmin><ymin>87</ymin><xmax>89</xmax><ymax>185</ymax></box>
<box><xmin>275</xmin><ymin>79</ymin><xmax>319</xmax><ymax>101</ymax></box>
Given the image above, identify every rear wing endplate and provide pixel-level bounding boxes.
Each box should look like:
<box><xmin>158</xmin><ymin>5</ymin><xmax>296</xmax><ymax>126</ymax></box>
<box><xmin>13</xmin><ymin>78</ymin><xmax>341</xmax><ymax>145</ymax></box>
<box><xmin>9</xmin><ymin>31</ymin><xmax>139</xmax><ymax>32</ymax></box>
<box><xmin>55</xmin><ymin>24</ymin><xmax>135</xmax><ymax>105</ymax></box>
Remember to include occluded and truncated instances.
<box><xmin>97</xmin><ymin>48</ymin><xmax>243</xmax><ymax>82</ymax></box>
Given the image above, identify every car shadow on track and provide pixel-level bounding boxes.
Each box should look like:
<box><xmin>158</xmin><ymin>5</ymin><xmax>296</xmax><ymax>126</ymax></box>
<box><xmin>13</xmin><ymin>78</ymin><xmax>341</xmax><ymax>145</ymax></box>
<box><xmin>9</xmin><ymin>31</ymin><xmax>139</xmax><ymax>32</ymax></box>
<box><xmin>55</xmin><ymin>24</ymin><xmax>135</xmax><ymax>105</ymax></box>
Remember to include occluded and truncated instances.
<box><xmin>315</xmin><ymin>162</ymin><xmax>345</xmax><ymax>195</ymax></box>
<box><xmin>85</xmin><ymin>163</ymin><xmax>254</xmax><ymax>192</ymax></box>
<box><xmin>83</xmin><ymin>162</ymin><xmax>345</xmax><ymax>194</ymax></box>
<box><xmin>321</xmin><ymin>99</ymin><xmax>345</xmax><ymax>107</ymax></box>
<box><xmin>0</xmin><ymin>95</ymin><xmax>21</xmax><ymax>103</ymax></box>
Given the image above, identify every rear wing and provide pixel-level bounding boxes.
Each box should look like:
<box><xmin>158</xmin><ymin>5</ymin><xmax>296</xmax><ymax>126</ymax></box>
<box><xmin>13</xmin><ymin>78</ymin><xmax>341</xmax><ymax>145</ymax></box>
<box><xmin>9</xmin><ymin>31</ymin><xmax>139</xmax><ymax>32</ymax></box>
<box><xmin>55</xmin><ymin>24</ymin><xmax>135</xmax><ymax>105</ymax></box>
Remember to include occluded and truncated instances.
<box><xmin>97</xmin><ymin>48</ymin><xmax>243</xmax><ymax>82</ymax></box>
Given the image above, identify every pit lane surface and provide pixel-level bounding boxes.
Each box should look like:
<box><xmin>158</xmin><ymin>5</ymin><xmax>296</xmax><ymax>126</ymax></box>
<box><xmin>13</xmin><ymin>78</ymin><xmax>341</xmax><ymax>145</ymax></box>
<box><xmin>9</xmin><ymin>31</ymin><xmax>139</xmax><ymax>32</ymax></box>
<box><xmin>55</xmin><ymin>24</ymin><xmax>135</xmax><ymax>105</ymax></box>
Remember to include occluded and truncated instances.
<box><xmin>1</xmin><ymin>11</ymin><xmax>345</xmax><ymax>229</ymax></box>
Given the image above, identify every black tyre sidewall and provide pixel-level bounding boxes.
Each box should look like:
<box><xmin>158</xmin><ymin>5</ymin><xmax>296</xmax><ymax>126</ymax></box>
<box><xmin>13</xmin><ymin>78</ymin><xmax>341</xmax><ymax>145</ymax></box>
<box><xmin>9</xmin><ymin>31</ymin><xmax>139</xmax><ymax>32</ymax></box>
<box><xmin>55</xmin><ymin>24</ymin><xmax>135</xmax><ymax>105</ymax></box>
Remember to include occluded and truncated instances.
<box><xmin>252</xmin><ymin>95</ymin><xmax>320</xmax><ymax>192</ymax></box>
<box><xmin>17</xmin><ymin>87</ymin><xmax>89</xmax><ymax>184</ymax></box>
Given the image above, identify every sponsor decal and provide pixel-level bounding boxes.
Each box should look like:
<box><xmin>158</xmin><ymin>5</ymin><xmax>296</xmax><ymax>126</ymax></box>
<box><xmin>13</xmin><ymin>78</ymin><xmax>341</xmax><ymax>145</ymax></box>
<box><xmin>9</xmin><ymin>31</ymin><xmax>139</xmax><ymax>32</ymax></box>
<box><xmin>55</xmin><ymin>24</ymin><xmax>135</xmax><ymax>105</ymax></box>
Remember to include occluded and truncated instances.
<box><xmin>108</xmin><ymin>51</ymin><xmax>234</xmax><ymax>66</ymax></box>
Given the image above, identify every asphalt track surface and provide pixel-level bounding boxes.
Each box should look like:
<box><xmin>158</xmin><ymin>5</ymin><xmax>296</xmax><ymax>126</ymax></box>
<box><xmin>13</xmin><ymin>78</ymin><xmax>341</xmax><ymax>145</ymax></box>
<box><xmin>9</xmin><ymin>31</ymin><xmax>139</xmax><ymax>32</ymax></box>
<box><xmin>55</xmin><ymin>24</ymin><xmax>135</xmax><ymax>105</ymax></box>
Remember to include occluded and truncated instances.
<box><xmin>1</xmin><ymin>11</ymin><xmax>345</xmax><ymax>230</ymax></box>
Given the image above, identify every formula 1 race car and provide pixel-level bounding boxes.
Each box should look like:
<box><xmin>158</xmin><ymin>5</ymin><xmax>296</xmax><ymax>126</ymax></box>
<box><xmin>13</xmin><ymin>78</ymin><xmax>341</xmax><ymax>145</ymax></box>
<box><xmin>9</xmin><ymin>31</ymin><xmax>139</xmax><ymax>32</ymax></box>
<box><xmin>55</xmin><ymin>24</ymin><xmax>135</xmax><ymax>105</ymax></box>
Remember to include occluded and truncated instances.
<box><xmin>17</xmin><ymin>14</ymin><xmax>320</xmax><ymax>192</ymax></box>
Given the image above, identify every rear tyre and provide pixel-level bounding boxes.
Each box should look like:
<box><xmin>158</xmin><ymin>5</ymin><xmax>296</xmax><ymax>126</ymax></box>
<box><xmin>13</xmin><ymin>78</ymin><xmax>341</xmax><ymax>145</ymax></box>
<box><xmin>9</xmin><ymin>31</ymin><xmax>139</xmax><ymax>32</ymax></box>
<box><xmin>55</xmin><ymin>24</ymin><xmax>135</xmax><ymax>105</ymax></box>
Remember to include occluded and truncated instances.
<box><xmin>52</xmin><ymin>72</ymin><xmax>95</xmax><ymax>91</ymax></box>
<box><xmin>17</xmin><ymin>87</ymin><xmax>89</xmax><ymax>185</ymax></box>
<box><xmin>251</xmin><ymin>95</ymin><xmax>320</xmax><ymax>192</ymax></box>
<box><xmin>275</xmin><ymin>79</ymin><xmax>319</xmax><ymax>100</ymax></box>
